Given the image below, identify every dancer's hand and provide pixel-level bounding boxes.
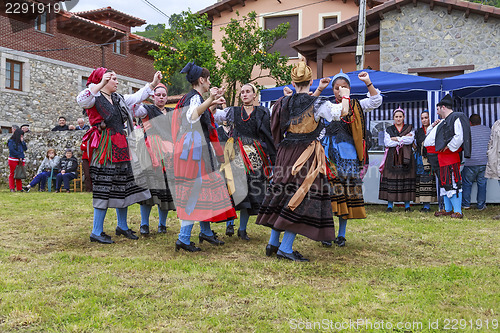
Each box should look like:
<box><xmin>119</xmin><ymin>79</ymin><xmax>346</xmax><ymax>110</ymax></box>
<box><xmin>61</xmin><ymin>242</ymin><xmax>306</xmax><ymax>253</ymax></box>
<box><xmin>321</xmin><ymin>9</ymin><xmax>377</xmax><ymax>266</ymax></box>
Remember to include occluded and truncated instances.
<box><xmin>358</xmin><ymin>71</ymin><xmax>371</xmax><ymax>84</ymax></box>
<box><xmin>283</xmin><ymin>86</ymin><xmax>293</xmax><ymax>97</ymax></box>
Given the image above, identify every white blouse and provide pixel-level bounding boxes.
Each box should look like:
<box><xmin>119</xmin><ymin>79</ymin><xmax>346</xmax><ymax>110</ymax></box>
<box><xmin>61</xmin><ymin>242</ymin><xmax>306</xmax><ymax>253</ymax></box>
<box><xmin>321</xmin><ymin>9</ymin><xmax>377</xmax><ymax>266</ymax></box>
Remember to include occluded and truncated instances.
<box><xmin>76</xmin><ymin>83</ymin><xmax>153</xmax><ymax>111</ymax></box>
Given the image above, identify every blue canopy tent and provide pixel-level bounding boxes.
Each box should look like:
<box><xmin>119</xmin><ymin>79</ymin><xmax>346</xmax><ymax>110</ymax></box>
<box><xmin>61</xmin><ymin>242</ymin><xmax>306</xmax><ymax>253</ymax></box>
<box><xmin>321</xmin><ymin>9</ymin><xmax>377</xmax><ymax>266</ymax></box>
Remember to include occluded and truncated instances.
<box><xmin>442</xmin><ymin>66</ymin><xmax>500</xmax><ymax>98</ymax></box>
<box><xmin>260</xmin><ymin>69</ymin><xmax>442</xmax><ymax>133</ymax></box>
<box><xmin>260</xmin><ymin>69</ymin><xmax>442</xmax><ymax>104</ymax></box>
<box><xmin>442</xmin><ymin>67</ymin><xmax>500</xmax><ymax>128</ymax></box>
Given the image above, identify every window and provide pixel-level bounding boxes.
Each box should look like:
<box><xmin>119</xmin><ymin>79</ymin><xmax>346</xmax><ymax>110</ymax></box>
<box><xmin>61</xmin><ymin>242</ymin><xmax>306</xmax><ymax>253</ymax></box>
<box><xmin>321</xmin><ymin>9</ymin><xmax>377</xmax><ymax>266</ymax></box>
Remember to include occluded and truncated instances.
<box><xmin>319</xmin><ymin>12</ymin><xmax>341</xmax><ymax>30</ymax></box>
<box><xmin>1</xmin><ymin>126</ymin><xmax>11</xmax><ymax>134</ymax></box>
<box><xmin>264</xmin><ymin>14</ymin><xmax>299</xmax><ymax>58</ymax></box>
<box><xmin>81</xmin><ymin>76</ymin><xmax>88</xmax><ymax>91</ymax></box>
<box><xmin>34</xmin><ymin>12</ymin><xmax>47</xmax><ymax>32</ymax></box>
<box><xmin>6</xmin><ymin>59</ymin><xmax>22</xmax><ymax>91</ymax></box>
<box><xmin>113</xmin><ymin>39</ymin><xmax>125</xmax><ymax>55</ymax></box>
<box><xmin>323</xmin><ymin>16</ymin><xmax>338</xmax><ymax>28</ymax></box>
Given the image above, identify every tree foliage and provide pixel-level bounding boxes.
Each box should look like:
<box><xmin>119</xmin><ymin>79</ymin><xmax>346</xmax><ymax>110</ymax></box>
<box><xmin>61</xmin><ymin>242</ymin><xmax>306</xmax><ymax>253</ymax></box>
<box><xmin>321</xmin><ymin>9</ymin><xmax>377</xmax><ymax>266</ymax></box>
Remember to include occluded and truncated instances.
<box><xmin>134</xmin><ymin>23</ymin><xmax>165</xmax><ymax>41</ymax></box>
<box><xmin>150</xmin><ymin>10</ymin><xmax>292</xmax><ymax>104</ymax></box>
<box><xmin>149</xmin><ymin>11</ymin><xmax>218</xmax><ymax>95</ymax></box>
<box><xmin>219</xmin><ymin>11</ymin><xmax>292</xmax><ymax>106</ymax></box>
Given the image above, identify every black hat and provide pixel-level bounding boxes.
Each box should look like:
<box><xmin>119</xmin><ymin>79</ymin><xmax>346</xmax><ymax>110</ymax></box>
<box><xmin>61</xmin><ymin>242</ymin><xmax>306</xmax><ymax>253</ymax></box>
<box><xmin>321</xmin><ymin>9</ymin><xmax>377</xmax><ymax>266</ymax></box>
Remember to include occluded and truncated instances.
<box><xmin>21</xmin><ymin>124</ymin><xmax>30</xmax><ymax>132</ymax></box>
<box><xmin>437</xmin><ymin>94</ymin><xmax>453</xmax><ymax>108</ymax></box>
<box><xmin>180</xmin><ymin>61</ymin><xmax>203</xmax><ymax>83</ymax></box>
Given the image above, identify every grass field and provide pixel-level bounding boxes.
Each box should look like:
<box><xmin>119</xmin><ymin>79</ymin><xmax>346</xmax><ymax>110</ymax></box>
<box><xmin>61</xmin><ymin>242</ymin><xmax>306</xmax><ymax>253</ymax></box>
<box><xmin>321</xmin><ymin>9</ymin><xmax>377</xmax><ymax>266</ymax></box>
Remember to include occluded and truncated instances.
<box><xmin>0</xmin><ymin>190</ymin><xmax>499</xmax><ymax>332</ymax></box>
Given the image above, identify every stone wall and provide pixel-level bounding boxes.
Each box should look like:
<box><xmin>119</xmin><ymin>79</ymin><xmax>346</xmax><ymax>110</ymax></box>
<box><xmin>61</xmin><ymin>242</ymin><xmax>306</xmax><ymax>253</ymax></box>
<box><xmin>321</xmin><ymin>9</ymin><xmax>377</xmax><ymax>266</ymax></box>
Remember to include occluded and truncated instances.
<box><xmin>0</xmin><ymin>130</ymin><xmax>85</xmax><ymax>185</ymax></box>
<box><xmin>0</xmin><ymin>47</ymin><xmax>148</xmax><ymax>132</ymax></box>
<box><xmin>380</xmin><ymin>4</ymin><xmax>500</xmax><ymax>73</ymax></box>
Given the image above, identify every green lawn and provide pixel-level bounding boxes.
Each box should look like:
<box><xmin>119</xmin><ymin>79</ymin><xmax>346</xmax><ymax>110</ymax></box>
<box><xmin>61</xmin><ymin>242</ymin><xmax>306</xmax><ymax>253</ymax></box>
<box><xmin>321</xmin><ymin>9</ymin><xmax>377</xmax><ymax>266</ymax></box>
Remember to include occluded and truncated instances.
<box><xmin>0</xmin><ymin>191</ymin><xmax>499</xmax><ymax>332</ymax></box>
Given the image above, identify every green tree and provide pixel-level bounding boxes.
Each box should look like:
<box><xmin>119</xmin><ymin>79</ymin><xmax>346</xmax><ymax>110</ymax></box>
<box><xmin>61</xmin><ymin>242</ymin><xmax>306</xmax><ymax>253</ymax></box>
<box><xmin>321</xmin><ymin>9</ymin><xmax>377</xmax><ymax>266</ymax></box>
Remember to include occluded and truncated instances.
<box><xmin>219</xmin><ymin>11</ymin><xmax>292</xmax><ymax>106</ymax></box>
<box><xmin>134</xmin><ymin>23</ymin><xmax>165</xmax><ymax>41</ymax></box>
<box><xmin>149</xmin><ymin>11</ymin><xmax>218</xmax><ymax>95</ymax></box>
<box><xmin>150</xmin><ymin>10</ymin><xmax>292</xmax><ymax>103</ymax></box>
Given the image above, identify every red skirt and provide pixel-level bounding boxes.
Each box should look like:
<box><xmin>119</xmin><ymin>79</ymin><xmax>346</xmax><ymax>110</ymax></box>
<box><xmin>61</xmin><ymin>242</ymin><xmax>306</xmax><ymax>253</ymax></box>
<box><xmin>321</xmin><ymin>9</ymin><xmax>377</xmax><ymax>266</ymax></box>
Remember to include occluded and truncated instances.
<box><xmin>173</xmin><ymin>135</ymin><xmax>236</xmax><ymax>222</ymax></box>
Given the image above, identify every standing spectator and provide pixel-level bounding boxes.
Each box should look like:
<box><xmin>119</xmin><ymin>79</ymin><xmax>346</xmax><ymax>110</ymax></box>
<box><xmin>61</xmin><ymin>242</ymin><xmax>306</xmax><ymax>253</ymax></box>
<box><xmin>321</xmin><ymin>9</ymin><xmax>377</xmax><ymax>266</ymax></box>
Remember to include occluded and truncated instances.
<box><xmin>414</xmin><ymin>110</ymin><xmax>437</xmax><ymax>212</ymax></box>
<box><xmin>485</xmin><ymin>119</ymin><xmax>500</xmax><ymax>219</ymax></box>
<box><xmin>378</xmin><ymin>108</ymin><xmax>416</xmax><ymax>212</ymax></box>
<box><xmin>433</xmin><ymin>94</ymin><xmax>471</xmax><ymax>219</ymax></box>
<box><xmin>21</xmin><ymin>124</ymin><xmax>30</xmax><ymax>133</ymax></box>
<box><xmin>23</xmin><ymin>148</ymin><xmax>60</xmax><ymax>192</ymax></box>
<box><xmin>7</xmin><ymin>128</ymin><xmax>27</xmax><ymax>192</ymax></box>
<box><xmin>55</xmin><ymin>149</ymin><xmax>78</xmax><ymax>193</ymax></box>
<box><xmin>51</xmin><ymin>117</ymin><xmax>70</xmax><ymax>131</ymax></box>
<box><xmin>462</xmin><ymin>114</ymin><xmax>490</xmax><ymax>210</ymax></box>
<box><xmin>75</xmin><ymin>118</ymin><xmax>90</xmax><ymax>130</ymax></box>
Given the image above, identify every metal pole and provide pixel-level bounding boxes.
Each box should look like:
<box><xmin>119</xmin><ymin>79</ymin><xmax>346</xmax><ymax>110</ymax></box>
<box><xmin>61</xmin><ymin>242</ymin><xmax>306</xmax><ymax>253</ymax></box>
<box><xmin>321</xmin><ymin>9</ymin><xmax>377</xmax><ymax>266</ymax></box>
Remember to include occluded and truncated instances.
<box><xmin>356</xmin><ymin>0</ymin><xmax>367</xmax><ymax>70</ymax></box>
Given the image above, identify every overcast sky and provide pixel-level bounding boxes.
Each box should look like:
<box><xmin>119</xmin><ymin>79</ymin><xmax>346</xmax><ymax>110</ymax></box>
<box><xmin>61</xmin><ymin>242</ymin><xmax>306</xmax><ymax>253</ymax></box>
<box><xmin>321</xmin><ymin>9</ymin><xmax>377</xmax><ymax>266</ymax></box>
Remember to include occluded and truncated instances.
<box><xmin>69</xmin><ymin>0</ymin><xmax>216</xmax><ymax>31</ymax></box>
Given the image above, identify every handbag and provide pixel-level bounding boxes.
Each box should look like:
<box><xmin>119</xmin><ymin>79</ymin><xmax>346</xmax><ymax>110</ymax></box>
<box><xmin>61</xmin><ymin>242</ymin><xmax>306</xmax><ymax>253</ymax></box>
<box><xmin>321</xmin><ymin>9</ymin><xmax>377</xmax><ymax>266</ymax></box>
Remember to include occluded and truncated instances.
<box><xmin>14</xmin><ymin>161</ymin><xmax>27</xmax><ymax>179</ymax></box>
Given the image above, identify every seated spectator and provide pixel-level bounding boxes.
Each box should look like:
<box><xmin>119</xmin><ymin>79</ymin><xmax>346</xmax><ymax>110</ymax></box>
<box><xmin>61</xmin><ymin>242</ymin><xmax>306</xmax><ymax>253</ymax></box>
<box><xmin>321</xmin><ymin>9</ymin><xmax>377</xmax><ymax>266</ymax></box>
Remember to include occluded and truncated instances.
<box><xmin>55</xmin><ymin>149</ymin><xmax>78</xmax><ymax>193</ymax></box>
<box><xmin>75</xmin><ymin>118</ymin><xmax>90</xmax><ymax>130</ymax></box>
<box><xmin>23</xmin><ymin>149</ymin><xmax>60</xmax><ymax>192</ymax></box>
<box><xmin>462</xmin><ymin>114</ymin><xmax>490</xmax><ymax>210</ymax></box>
<box><xmin>21</xmin><ymin>124</ymin><xmax>30</xmax><ymax>133</ymax></box>
<box><xmin>52</xmin><ymin>117</ymin><xmax>70</xmax><ymax>131</ymax></box>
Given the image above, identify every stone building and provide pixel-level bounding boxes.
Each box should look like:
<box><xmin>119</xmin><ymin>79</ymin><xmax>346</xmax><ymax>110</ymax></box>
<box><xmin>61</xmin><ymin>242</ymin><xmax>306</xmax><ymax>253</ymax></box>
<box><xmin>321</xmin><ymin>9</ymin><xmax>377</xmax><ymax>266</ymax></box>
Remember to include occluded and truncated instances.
<box><xmin>0</xmin><ymin>3</ymin><xmax>160</xmax><ymax>133</ymax></box>
<box><xmin>291</xmin><ymin>0</ymin><xmax>500</xmax><ymax>78</ymax></box>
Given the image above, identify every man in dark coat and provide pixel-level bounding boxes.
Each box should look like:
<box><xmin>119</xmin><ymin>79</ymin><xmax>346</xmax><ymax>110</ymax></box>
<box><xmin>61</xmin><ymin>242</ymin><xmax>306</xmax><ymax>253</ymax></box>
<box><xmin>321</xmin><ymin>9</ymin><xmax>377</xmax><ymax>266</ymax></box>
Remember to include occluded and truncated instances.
<box><xmin>433</xmin><ymin>94</ymin><xmax>471</xmax><ymax>219</ymax></box>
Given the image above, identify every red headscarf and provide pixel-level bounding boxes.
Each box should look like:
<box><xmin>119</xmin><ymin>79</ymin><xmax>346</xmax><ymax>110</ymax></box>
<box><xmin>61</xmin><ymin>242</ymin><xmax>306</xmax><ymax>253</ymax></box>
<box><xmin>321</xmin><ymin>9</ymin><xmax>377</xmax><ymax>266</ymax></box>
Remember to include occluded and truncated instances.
<box><xmin>86</xmin><ymin>67</ymin><xmax>108</xmax><ymax>86</ymax></box>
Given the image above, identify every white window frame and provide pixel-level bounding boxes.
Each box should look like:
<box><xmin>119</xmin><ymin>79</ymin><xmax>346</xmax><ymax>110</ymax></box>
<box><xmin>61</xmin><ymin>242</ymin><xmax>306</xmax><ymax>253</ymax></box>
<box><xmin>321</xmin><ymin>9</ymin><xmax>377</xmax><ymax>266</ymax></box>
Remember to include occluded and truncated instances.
<box><xmin>260</xmin><ymin>10</ymin><xmax>302</xmax><ymax>59</ymax></box>
<box><xmin>0</xmin><ymin>53</ymin><xmax>30</xmax><ymax>94</ymax></box>
<box><xmin>319</xmin><ymin>12</ymin><xmax>341</xmax><ymax>30</ymax></box>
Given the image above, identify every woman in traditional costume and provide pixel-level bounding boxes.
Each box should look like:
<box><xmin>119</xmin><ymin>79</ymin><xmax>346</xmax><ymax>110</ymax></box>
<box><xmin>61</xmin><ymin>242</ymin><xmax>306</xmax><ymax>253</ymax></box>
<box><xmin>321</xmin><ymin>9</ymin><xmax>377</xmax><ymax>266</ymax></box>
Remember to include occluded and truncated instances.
<box><xmin>256</xmin><ymin>61</ymin><xmax>350</xmax><ymax>262</ymax></box>
<box><xmin>76</xmin><ymin>68</ymin><xmax>161</xmax><ymax>244</ymax></box>
<box><xmin>317</xmin><ymin>70</ymin><xmax>382</xmax><ymax>247</ymax></box>
<box><xmin>414</xmin><ymin>110</ymin><xmax>437</xmax><ymax>212</ymax></box>
<box><xmin>172</xmin><ymin>62</ymin><xmax>237</xmax><ymax>252</ymax></box>
<box><xmin>378</xmin><ymin>108</ymin><xmax>416</xmax><ymax>212</ymax></box>
<box><xmin>134</xmin><ymin>83</ymin><xmax>176</xmax><ymax>235</ymax></box>
<box><xmin>214</xmin><ymin>83</ymin><xmax>276</xmax><ymax>241</ymax></box>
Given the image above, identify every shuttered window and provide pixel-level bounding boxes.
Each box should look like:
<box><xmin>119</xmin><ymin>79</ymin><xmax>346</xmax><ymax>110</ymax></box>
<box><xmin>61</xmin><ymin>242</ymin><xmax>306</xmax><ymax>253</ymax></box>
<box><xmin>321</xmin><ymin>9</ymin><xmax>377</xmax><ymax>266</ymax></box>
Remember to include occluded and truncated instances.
<box><xmin>264</xmin><ymin>15</ymin><xmax>299</xmax><ymax>58</ymax></box>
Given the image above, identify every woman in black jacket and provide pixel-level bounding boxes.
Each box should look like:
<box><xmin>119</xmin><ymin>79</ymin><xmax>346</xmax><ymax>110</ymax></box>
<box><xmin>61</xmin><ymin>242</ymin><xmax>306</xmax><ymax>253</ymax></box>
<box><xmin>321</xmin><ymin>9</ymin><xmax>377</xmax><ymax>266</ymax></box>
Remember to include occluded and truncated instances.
<box><xmin>55</xmin><ymin>149</ymin><xmax>78</xmax><ymax>193</ymax></box>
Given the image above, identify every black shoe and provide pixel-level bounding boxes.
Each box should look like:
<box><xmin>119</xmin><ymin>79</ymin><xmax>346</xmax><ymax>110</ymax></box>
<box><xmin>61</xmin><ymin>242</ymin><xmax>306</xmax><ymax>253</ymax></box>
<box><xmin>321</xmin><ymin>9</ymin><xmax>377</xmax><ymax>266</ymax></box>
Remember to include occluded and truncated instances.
<box><xmin>335</xmin><ymin>236</ymin><xmax>346</xmax><ymax>247</ymax></box>
<box><xmin>420</xmin><ymin>207</ymin><xmax>430</xmax><ymax>213</ymax></box>
<box><xmin>90</xmin><ymin>233</ymin><xmax>114</xmax><ymax>244</ymax></box>
<box><xmin>140</xmin><ymin>225</ymin><xmax>150</xmax><ymax>235</ymax></box>
<box><xmin>277</xmin><ymin>250</ymin><xmax>309</xmax><ymax>262</ymax></box>
<box><xmin>386</xmin><ymin>207</ymin><xmax>393</xmax><ymax>212</ymax></box>
<box><xmin>405</xmin><ymin>207</ymin><xmax>412</xmax><ymax>212</ymax></box>
<box><xmin>321</xmin><ymin>241</ymin><xmax>333</xmax><ymax>247</ymax></box>
<box><xmin>101</xmin><ymin>232</ymin><xmax>112</xmax><ymax>240</ymax></box>
<box><xmin>175</xmin><ymin>240</ymin><xmax>201</xmax><ymax>252</ymax></box>
<box><xmin>199</xmin><ymin>232</ymin><xmax>224</xmax><ymax>245</ymax></box>
<box><xmin>158</xmin><ymin>225</ymin><xmax>167</xmax><ymax>234</ymax></box>
<box><xmin>237</xmin><ymin>229</ymin><xmax>250</xmax><ymax>241</ymax></box>
<box><xmin>115</xmin><ymin>227</ymin><xmax>139</xmax><ymax>240</ymax></box>
<box><xmin>225</xmin><ymin>224</ymin><xmax>234</xmax><ymax>236</ymax></box>
<box><xmin>22</xmin><ymin>186</ymin><xmax>30</xmax><ymax>192</ymax></box>
<box><xmin>265</xmin><ymin>243</ymin><xmax>280</xmax><ymax>257</ymax></box>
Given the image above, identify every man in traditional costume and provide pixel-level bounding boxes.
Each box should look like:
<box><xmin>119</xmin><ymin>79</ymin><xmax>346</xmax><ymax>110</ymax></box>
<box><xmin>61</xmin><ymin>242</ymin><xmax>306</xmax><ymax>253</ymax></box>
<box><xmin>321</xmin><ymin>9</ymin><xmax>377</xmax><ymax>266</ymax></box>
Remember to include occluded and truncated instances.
<box><xmin>432</xmin><ymin>94</ymin><xmax>471</xmax><ymax>219</ymax></box>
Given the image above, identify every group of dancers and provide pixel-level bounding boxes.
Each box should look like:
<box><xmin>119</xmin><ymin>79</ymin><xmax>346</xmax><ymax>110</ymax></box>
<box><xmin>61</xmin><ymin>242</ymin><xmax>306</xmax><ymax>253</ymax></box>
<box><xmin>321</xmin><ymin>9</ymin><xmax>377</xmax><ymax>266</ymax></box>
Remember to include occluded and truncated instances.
<box><xmin>76</xmin><ymin>60</ymin><xmax>382</xmax><ymax>261</ymax></box>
